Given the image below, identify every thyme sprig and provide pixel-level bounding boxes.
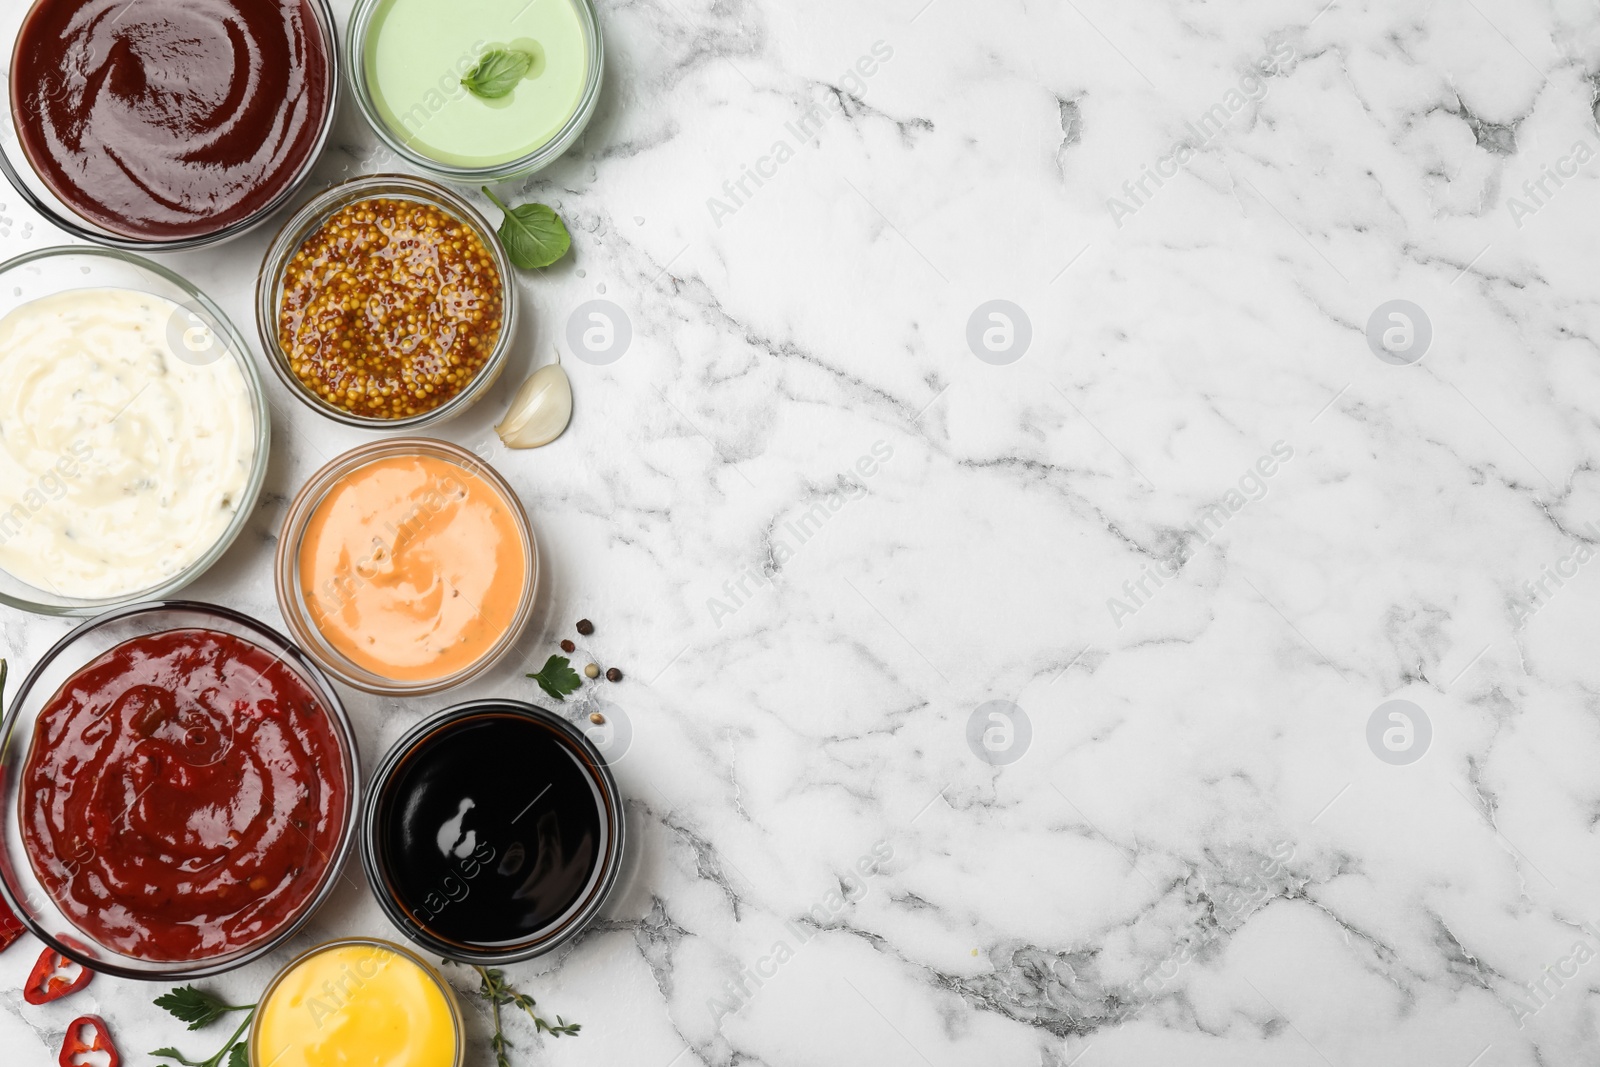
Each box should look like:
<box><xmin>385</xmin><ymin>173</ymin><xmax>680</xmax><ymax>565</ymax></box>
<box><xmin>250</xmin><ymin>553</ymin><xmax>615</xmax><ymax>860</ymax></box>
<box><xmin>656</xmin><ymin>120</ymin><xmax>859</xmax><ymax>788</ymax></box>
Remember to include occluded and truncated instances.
<box><xmin>448</xmin><ymin>963</ymin><xmax>581</xmax><ymax>1066</ymax></box>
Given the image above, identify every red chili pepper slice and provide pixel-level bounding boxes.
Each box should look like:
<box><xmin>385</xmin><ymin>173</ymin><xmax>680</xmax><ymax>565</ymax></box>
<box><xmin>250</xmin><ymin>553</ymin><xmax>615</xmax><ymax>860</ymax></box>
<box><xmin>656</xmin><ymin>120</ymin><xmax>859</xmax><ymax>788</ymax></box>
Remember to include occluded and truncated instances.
<box><xmin>24</xmin><ymin>946</ymin><xmax>93</xmax><ymax>1004</ymax></box>
<box><xmin>59</xmin><ymin>1015</ymin><xmax>119</xmax><ymax>1067</ymax></box>
<box><xmin>0</xmin><ymin>893</ymin><xmax>26</xmax><ymax>953</ymax></box>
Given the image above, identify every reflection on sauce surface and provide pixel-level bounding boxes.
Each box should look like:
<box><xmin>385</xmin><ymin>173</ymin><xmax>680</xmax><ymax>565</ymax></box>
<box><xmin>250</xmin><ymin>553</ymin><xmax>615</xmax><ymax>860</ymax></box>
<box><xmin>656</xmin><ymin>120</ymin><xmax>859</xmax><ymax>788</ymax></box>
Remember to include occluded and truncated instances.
<box><xmin>20</xmin><ymin>629</ymin><xmax>347</xmax><ymax>961</ymax></box>
<box><xmin>11</xmin><ymin>0</ymin><xmax>331</xmax><ymax>240</ymax></box>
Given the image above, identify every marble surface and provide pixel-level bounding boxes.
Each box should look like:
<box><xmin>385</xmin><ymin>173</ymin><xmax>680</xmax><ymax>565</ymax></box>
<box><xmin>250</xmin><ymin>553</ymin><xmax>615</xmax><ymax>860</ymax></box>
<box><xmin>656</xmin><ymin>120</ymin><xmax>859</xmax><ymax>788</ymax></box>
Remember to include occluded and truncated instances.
<box><xmin>4</xmin><ymin>0</ymin><xmax>1600</xmax><ymax>1064</ymax></box>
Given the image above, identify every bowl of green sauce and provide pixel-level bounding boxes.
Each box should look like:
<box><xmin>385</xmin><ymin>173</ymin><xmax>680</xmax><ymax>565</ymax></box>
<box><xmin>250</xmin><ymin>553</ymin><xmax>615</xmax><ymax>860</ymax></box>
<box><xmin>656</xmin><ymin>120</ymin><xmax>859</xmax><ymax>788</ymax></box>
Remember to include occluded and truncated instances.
<box><xmin>346</xmin><ymin>0</ymin><xmax>603</xmax><ymax>183</ymax></box>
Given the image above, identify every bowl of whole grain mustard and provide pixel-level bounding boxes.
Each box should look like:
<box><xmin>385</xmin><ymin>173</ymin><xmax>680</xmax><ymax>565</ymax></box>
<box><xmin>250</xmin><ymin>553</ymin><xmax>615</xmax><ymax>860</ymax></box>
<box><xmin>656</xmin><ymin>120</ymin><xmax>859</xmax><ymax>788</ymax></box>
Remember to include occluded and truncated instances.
<box><xmin>257</xmin><ymin>174</ymin><xmax>516</xmax><ymax>429</ymax></box>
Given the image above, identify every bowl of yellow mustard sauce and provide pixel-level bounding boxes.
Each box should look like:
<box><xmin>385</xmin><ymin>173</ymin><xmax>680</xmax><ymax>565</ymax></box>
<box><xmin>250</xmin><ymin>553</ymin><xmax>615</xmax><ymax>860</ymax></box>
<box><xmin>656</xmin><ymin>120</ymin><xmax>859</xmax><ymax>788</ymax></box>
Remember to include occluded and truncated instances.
<box><xmin>250</xmin><ymin>938</ymin><xmax>463</xmax><ymax>1067</ymax></box>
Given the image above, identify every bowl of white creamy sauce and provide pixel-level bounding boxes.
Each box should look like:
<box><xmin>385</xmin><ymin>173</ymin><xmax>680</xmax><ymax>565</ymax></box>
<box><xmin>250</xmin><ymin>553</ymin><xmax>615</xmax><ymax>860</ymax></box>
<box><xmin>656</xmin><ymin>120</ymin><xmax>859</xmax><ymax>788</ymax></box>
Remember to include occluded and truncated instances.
<box><xmin>0</xmin><ymin>249</ymin><xmax>268</xmax><ymax>613</ymax></box>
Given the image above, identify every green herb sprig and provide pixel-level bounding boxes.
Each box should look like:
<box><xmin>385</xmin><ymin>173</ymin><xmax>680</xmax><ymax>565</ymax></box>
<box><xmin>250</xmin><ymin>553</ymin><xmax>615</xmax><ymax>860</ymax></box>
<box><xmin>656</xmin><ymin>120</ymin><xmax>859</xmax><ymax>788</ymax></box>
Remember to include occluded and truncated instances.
<box><xmin>461</xmin><ymin>49</ymin><xmax>534</xmax><ymax>100</ymax></box>
<box><xmin>483</xmin><ymin>188</ymin><xmax>571</xmax><ymax>270</ymax></box>
<box><xmin>151</xmin><ymin>985</ymin><xmax>256</xmax><ymax>1067</ymax></box>
<box><xmin>528</xmin><ymin>654</ymin><xmax>582</xmax><ymax>701</ymax></box>
<box><xmin>466</xmin><ymin>964</ymin><xmax>580</xmax><ymax>1067</ymax></box>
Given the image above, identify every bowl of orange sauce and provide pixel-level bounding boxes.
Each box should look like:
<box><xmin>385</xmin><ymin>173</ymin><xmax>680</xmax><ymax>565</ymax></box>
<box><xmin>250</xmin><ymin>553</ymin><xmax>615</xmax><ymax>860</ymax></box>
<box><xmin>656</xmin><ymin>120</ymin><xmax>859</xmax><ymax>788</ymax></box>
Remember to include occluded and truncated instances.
<box><xmin>275</xmin><ymin>439</ymin><xmax>536</xmax><ymax>695</ymax></box>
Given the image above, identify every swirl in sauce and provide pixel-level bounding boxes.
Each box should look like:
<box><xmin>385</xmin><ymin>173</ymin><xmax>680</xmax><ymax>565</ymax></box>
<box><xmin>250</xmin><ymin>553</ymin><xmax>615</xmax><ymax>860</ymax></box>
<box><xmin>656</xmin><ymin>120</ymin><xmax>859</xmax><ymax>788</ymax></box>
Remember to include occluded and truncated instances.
<box><xmin>20</xmin><ymin>629</ymin><xmax>347</xmax><ymax>961</ymax></box>
<box><xmin>10</xmin><ymin>0</ymin><xmax>331</xmax><ymax>240</ymax></box>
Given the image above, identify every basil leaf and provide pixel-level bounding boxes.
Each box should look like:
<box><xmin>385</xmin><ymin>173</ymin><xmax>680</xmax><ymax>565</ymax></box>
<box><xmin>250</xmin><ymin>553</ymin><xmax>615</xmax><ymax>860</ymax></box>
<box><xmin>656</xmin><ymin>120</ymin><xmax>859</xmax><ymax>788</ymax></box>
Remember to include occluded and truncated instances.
<box><xmin>483</xmin><ymin>188</ymin><xmax>572</xmax><ymax>270</ymax></box>
<box><xmin>461</xmin><ymin>49</ymin><xmax>534</xmax><ymax>100</ymax></box>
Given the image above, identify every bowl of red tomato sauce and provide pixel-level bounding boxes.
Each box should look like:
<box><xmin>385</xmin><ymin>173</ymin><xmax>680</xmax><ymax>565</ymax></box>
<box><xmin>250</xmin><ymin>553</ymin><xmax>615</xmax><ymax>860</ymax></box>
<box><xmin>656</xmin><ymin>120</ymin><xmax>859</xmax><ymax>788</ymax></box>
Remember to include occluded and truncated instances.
<box><xmin>0</xmin><ymin>601</ymin><xmax>358</xmax><ymax>978</ymax></box>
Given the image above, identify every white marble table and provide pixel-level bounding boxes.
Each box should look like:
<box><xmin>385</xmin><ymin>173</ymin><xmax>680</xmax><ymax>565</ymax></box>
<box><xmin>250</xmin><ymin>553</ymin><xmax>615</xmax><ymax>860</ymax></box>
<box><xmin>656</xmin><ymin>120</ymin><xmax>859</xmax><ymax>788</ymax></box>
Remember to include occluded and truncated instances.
<box><xmin>5</xmin><ymin>0</ymin><xmax>1600</xmax><ymax>1063</ymax></box>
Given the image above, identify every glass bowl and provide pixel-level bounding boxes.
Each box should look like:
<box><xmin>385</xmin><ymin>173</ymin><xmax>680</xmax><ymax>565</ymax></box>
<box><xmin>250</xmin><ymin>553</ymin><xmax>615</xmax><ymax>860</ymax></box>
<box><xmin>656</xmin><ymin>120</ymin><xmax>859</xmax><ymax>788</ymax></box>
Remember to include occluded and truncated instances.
<box><xmin>0</xmin><ymin>0</ymin><xmax>338</xmax><ymax>252</ymax></box>
<box><xmin>0</xmin><ymin>247</ymin><xmax>270</xmax><ymax>616</ymax></box>
<box><xmin>255</xmin><ymin>174</ymin><xmax>518</xmax><ymax>429</ymax></box>
<box><xmin>361</xmin><ymin>699</ymin><xmax>625</xmax><ymax>963</ymax></box>
<box><xmin>250</xmin><ymin>937</ymin><xmax>464</xmax><ymax>1067</ymax></box>
<box><xmin>0</xmin><ymin>601</ymin><xmax>361</xmax><ymax>980</ymax></box>
<box><xmin>274</xmin><ymin>438</ymin><xmax>538</xmax><ymax>695</ymax></box>
<box><xmin>345</xmin><ymin>0</ymin><xmax>603</xmax><ymax>184</ymax></box>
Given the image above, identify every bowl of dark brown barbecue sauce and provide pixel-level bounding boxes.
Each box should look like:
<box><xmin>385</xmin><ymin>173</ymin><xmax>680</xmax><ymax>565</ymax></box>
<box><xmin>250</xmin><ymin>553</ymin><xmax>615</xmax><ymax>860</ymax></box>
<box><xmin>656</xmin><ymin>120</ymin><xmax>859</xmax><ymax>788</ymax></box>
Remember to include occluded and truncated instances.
<box><xmin>2</xmin><ymin>0</ymin><xmax>336</xmax><ymax>250</ymax></box>
<box><xmin>362</xmin><ymin>700</ymin><xmax>625</xmax><ymax>963</ymax></box>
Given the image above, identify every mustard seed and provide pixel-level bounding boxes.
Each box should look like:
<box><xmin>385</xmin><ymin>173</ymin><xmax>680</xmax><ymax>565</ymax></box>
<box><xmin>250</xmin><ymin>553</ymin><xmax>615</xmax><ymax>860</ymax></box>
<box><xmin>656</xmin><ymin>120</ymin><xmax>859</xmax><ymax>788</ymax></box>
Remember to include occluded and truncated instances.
<box><xmin>278</xmin><ymin>196</ymin><xmax>502</xmax><ymax>419</ymax></box>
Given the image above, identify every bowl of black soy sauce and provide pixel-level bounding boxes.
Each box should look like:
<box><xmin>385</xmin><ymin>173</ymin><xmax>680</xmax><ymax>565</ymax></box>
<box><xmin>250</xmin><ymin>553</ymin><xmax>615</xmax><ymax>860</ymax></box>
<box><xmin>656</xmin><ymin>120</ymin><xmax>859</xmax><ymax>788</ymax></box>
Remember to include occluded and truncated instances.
<box><xmin>361</xmin><ymin>699</ymin><xmax>625</xmax><ymax>963</ymax></box>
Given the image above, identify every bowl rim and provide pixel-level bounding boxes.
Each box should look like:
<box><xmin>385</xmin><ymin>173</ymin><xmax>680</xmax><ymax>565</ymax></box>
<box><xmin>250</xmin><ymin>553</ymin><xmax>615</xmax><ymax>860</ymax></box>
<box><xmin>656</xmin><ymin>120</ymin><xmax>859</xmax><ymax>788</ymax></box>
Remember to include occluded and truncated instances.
<box><xmin>254</xmin><ymin>172</ymin><xmax>519</xmax><ymax>430</ymax></box>
<box><xmin>0</xmin><ymin>0</ymin><xmax>341</xmax><ymax>252</ymax></box>
<box><xmin>249</xmin><ymin>936</ymin><xmax>465</xmax><ymax>1067</ymax></box>
<box><xmin>273</xmin><ymin>437</ymin><xmax>539</xmax><ymax>696</ymax></box>
<box><xmin>0</xmin><ymin>246</ymin><xmax>272</xmax><ymax>616</ymax></box>
<box><xmin>344</xmin><ymin>0</ymin><xmax>604</xmax><ymax>183</ymax></box>
<box><xmin>359</xmin><ymin>698</ymin><xmax>626</xmax><ymax>964</ymax></box>
<box><xmin>0</xmin><ymin>600</ymin><xmax>362</xmax><ymax>980</ymax></box>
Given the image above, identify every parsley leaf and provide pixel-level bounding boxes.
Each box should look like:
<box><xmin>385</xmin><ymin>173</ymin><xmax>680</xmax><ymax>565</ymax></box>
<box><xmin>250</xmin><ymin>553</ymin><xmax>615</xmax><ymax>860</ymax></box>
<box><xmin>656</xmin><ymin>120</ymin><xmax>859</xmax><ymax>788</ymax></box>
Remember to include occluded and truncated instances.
<box><xmin>482</xmin><ymin>188</ymin><xmax>571</xmax><ymax>270</ymax></box>
<box><xmin>154</xmin><ymin>986</ymin><xmax>245</xmax><ymax>1030</ymax></box>
<box><xmin>152</xmin><ymin>987</ymin><xmax>257</xmax><ymax>1067</ymax></box>
<box><xmin>528</xmin><ymin>654</ymin><xmax>582</xmax><ymax>701</ymax></box>
<box><xmin>461</xmin><ymin>49</ymin><xmax>534</xmax><ymax>100</ymax></box>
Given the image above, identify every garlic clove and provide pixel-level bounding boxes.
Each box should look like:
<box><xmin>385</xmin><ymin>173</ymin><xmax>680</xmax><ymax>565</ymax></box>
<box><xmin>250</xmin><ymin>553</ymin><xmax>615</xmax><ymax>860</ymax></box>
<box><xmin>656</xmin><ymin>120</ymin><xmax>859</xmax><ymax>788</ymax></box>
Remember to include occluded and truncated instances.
<box><xmin>495</xmin><ymin>359</ymin><xmax>572</xmax><ymax>448</ymax></box>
